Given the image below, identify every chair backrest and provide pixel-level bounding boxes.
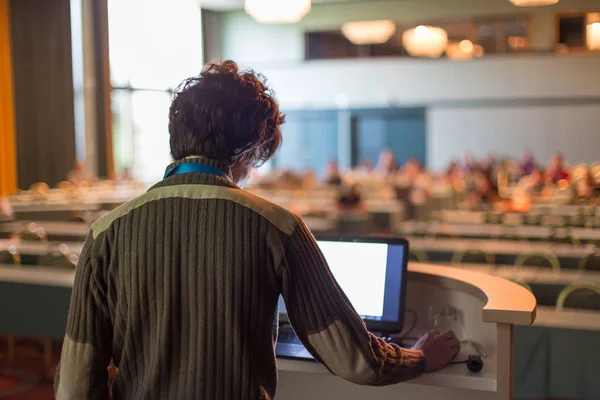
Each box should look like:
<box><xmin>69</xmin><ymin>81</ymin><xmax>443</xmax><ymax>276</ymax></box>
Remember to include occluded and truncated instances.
<box><xmin>0</xmin><ymin>246</ymin><xmax>21</xmax><ymax>265</ymax></box>
<box><xmin>19</xmin><ymin>224</ymin><xmax>48</xmax><ymax>242</ymax></box>
<box><xmin>578</xmin><ymin>252</ymin><xmax>600</xmax><ymax>271</ymax></box>
<box><xmin>429</xmin><ymin>224</ymin><xmax>458</xmax><ymax>239</ymax></box>
<box><xmin>556</xmin><ymin>284</ymin><xmax>600</xmax><ymax>311</ymax></box>
<box><xmin>55</xmin><ymin>181</ymin><xmax>74</xmax><ymax>191</ymax></box>
<box><xmin>503</xmin><ymin>213</ymin><xmax>524</xmax><ymax>226</ymax></box>
<box><xmin>335</xmin><ymin>213</ymin><xmax>372</xmax><ymax>235</ymax></box>
<box><xmin>515</xmin><ymin>252</ymin><xmax>561</xmax><ymax>272</ymax></box>
<box><xmin>38</xmin><ymin>252</ymin><xmax>77</xmax><ymax>269</ymax></box>
<box><xmin>452</xmin><ymin>249</ymin><xmax>495</xmax><ymax>265</ymax></box>
<box><xmin>409</xmin><ymin>249</ymin><xmax>428</xmax><ymax>263</ymax></box>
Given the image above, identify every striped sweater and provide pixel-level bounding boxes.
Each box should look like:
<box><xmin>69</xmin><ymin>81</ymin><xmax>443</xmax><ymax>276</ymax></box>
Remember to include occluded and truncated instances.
<box><xmin>54</xmin><ymin>157</ymin><xmax>425</xmax><ymax>400</ymax></box>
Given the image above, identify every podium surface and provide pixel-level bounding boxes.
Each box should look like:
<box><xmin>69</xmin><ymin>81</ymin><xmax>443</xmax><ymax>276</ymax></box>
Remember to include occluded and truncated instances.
<box><xmin>276</xmin><ymin>263</ymin><xmax>537</xmax><ymax>400</ymax></box>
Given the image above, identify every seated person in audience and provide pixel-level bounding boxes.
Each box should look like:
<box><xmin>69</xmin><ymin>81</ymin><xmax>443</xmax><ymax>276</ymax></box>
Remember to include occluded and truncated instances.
<box><xmin>516</xmin><ymin>166</ymin><xmax>545</xmax><ymax>197</ymax></box>
<box><xmin>54</xmin><ymin>60</ymin><xmax>460</xmax><ymax>399</ymax></box>
<box><xmin>403</xmin><ymin>158</ymin><xmax>432</xmax><ymax>200</ymax></box>
<box><xmin>403</xmin><ymin>158</ymin><xmax>423</xmax><ymax>180</ymax></box>
<box><xmin>0</xmin><ymin>197</ymin><xmax>13</xmax><ymax>221</ymax></box>
<box><xmin>519</xmin><ymin>149</ymin><xmax>536</xmax><ymax>177</ymax></box>
<box><xmin>444</xmin><ymin>161</ymin><xmax>463</xmax><ymax>186</ymax></box>
<box><xmin>354</xmin><ymin>158</ymin><xmax>374</xmax><ymax>176</ymax></box>
<box><xmin>324</xmin><ymin>160</ymin><xmax>344</xmax><ymax>186</ymax></box>
<box><xmin>545</xmin><ymin>152</ymin><xmax>570</xmax><ymax>184</ymax></box>
<box><xmin>467</xmin><ymin>171</ymin><xmax>501</xmax><ymax>209</ymax></box>
<box><xmin>460</xmin><ymin>151</ymin><xmax>476</xmax><ymax>173</ymax></box>
<box><xmin>375</xmin><ymin>148</ymin><xmax>398</xmax><ymax>177</ymax></box>
<box><xmin>279</xmin><ymin>170</ymin><xmax>303</xmax><ymax>188</ymax></box>
<box><xmin>119</xmin><ymin>166</ymin><xmax>133</xmax><ymax>182</ymax></box>
<box><xmin>301</xmin><ymin>170</ymin><xmax>317</xmax><ymax>189</ymax></box>
<box><xmin>67</xmin><ymin>161</ymin><xmax>96</xmax><ymax>186</ymax></box>
<box><xmin>337</xmin><ymin>183</ymin><xmax>366</xmax><ymax>212</ymax></box>
<box><xmin>482</xmin><ymin>154</ymin><xmax>497</xmax><ymax>177</ymax></box>
<box><xmin>575</xmin><ymin>168</ymin><xmax>595</xmax><ymax>200</ymax></box>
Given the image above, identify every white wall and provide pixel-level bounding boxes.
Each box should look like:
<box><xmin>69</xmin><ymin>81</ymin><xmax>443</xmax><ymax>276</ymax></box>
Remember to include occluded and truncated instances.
<box><xmin>254</xmin><ymin>54</ymin><xmax>600</xmax><ymax>109</ymax></box>
<box><xmin>428</xmin><ymin>104</ymin><xmax>600</xmax><ymax>170</ymax></box>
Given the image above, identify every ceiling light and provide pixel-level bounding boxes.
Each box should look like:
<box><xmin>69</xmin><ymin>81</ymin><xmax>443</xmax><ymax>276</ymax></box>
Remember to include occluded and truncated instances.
<box><xmin>402</xmin><ymin>25</ymin><xmax>448</xmax><ymax>58</ymax></box>
<box><xmin>508</xmin><ymin>0</ymin><xmax>559</xmax><ymax>6</ymax></box>
<box><xmin>446</xmin><ymin>40</ymin><xmax>484</xmax><ymax>60</ymax></box>
<box><xmin>588</xmin><ymin>22</ymin><xmax>600</xmax><ymax>50</ymax></box>
<box><xmin>459</xmin><ymin>40</ymin><xmax>473</xmax><ymax>53</ymax></box>
<box><xmin>245</xmin><ymin>0</ymin><xmax>311</xmax><ymax>24</ymax></box>
<box><xmin>341</xmin><ymin>20</ymin><xmax>396</xmax><ymax>45</ymax></box>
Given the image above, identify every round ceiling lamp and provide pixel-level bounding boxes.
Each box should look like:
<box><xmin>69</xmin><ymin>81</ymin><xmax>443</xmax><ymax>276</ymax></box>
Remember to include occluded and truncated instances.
<box><xmin>245</xmin><ymin>0</ymin><xmax>311</xmax><ymax>24</ymax></box>
<box><xmin>402</xmin><ymin>25</ymin><xmax>448</xmax><ymax>58</ymax></box>
<box><xmin>341</xmin><ymin>20</ymin><xmax>397</xmax><ymax>45</ymax></box>
<box><xmin>446</xmin><ymin>40</ymin><xmax>484</xmax><ymax>60</ymax></box>
<box><xmin>587</xmin><ymin>22</ymin><xmax>600</xmax><ymax>50</ymax></box>
<box><xmin>508</xmin><ymin>0</ymin><xmax>559</xmax><ymax>6</ymax></box>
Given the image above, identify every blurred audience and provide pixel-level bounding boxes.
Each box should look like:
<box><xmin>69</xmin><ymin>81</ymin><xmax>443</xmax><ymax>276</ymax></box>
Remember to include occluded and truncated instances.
<box><xmin>467</xmin><ymin>170</ymin><xmax>501</xmax><ymax>209</ymax></box>
<box><xmin>11</xmin><ymin>148</ymin><xmax>599</xmax><ymax>217</ymax></box>
<box><xmin>0</xmin><ymin>197</ymin><xmax>13</xmax><ymax>221</ymax></box>
<box><xmin>575</xmin><ymin>168</ymin><xmax>595</xmax><ymax>200</ymax></box>
<box><xmin>481</xmin><ymin>154</ymin><xmax>497</xmax><ymax>177</ymax></box>
<box><xmin>375</xmin><ymin>149</ymin><xmax>397</xmax><ymax>177</ymax></box>
<box><xmin>302</xmin><ymin>170</ymin><xmax>317</xmax><ymax>190</ymax></box>
<box><xmin>67</xmin><ymin>161</ymin><xmax>96</xmax><ymax>186</ymax></box>
<box><xmin>519</xmin><ymin>150</ymin><xmax>537</xmax><ymax>177</ymax></box>
<box><xmin>460</xmin><ymin>152</ymin><xmax>476</xmax><ymax>173</ymax></box>
<box><xmin>324</xmin><ymin>161</ymin><xmax>343</xmax><ymax>186</ymax></box>
<box><xmin>545</xmin><ymin>152</ymin><xmax>570</xmax><ymax>184</ymax></box>
<box><xmin>516</xmin><ymin>166</ymin><xmax>545</xmax><ymax>197</ymax></box>
<box><xmin>337</xmin><ymin>184</ymin><xmax>365</xmax><ymax>212</ymax></box>
<box><xmin>355</xmin><ymin>159</ymin><xmax>374</xmax><ymax>175</ymax></box>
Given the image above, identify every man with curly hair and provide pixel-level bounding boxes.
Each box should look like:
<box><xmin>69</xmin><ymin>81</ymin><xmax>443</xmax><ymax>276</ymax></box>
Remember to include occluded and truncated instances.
<box><xmin>55</xmin><ymin>61</ymin><xmax>459</xmax><ymax>400</ymax></box>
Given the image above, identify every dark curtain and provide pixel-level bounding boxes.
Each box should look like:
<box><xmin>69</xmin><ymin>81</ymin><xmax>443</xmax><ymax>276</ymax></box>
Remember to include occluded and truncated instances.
<box><xmin>10</xmin><ymin>0</ymin><xmax>76</xmax><ymax>188</ymax></box>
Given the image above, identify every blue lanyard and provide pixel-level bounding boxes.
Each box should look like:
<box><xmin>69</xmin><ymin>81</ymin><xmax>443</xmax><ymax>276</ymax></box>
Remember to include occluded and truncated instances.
<box><xmin>163</xmin><ymin>163</ymin><xmax>229</xmax><ymax>179</ymax></box>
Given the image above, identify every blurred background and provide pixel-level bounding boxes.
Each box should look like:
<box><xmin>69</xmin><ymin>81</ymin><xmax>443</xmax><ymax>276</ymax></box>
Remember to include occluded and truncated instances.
<box><xmin>1</xmin><ymin>0</ymin><xmax>600</xmax><ymax>399</ymax></box>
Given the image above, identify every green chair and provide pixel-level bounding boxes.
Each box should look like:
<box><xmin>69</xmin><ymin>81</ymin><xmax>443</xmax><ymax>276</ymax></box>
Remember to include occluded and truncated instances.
<box><xmin>515</xmin><ymin>252</ymin><xmax>561</xmax><ymax>272</ymax></box>
<box><xmin>0</xmin><ymin>247</ymin><xmax>21</xmax><ymax>265</ymax></box>
<box><xmin>452</xmin><ymin>249</ymin><xmax>495</xmax><ymax>265</ymax></box>
<box><xmin>578</xmin><ymin>252</ymin><xmax>600</xmax><ymax>271</ymax></box>
<box><xmin>550</xmin><ymin>227</ymin><xmax>576</xmax><ymax>245</ymax></box>
<box><xmin>409</xmin><ymin>249</ymin><xmax>428</xmax><ymax>263</ymax></box>
<box><xmin>38</xmin><ymin>251</ymin><xmax>77</xmax><ymax>270</ymax></box>
<box><xmin>556</xmin><ymin>283</ymin><xmax>600</xmax><ymax>311</ymax></box>
<box><xmin>18</xmin><ymin>223</ymin><xmax>47</xmax><ymax>242</ymax></box>
<box><xmin>0</xmin><ymin>248</ymin><xmax>20</xmax><ymax>362</ymax></box>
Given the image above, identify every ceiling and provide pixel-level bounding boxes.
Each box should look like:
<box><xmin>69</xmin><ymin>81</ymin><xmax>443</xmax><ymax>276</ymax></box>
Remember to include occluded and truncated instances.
<box><xmin>196</xmin><ymin>0</ymin><xmax>384</xmax><ymax>12</ymax></box>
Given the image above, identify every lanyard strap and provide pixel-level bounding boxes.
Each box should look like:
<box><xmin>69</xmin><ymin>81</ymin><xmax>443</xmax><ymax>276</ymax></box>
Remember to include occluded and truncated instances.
<box><xmin>163</xmin><ymin>163</ymin><xmax>229</xmax><ymax>179</ymax></box>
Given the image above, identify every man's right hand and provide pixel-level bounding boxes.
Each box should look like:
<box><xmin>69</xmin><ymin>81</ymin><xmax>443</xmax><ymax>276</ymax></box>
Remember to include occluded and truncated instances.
<box><xmin>412</xmin><ymin>330</ymin><xmax>461</xmax><ymax>372</ymax></box>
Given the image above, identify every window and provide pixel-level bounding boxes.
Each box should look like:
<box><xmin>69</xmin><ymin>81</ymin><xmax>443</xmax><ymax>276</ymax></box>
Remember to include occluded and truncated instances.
<box><xmin>107</xmin><ymin>0</ymin><xmax>203</xmax><ymax>183</ymax></box>
<box><xmin>305</xmin><ymin>15</ymin><xmax>531</xmax><ymax>61</ymax></box>
<box><xmin>555</xmin><ymin>11</ymin><xmax>600</xmax><ymax>52</ymax></box>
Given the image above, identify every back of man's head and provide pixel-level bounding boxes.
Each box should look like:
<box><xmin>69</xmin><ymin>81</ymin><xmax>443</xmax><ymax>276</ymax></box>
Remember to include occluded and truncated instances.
<box><xmin>168</xmin><ymin>60</ymin><xmax>284</xmax><ymax>167</ymax></box>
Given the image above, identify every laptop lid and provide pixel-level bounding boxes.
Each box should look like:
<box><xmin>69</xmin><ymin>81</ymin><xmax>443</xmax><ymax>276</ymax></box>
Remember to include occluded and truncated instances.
<box><xmin>279</xmin><ymin>236</ymin><xmax>409</xmax><ymax>333</ymax></box>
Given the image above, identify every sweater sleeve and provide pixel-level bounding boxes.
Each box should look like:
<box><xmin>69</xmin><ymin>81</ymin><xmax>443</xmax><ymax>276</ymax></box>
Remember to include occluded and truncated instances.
<box><xmin>55</xmin><ymin>232</ymin><xmax>113</xmax><ymax>399</ymax></box>
<box><xmin>278</xmin><ymin>217</ymin><xmax>426</xmax><ymax>385</ymax></box>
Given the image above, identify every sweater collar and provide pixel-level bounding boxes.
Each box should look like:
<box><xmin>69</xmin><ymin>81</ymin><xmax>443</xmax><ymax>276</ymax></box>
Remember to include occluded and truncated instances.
<box><xmin>165</xmin><ymin>156</ymin><xmax>231</xmax><ymax>175</ymax></box>
<box><xmin>149</xmin><ymin>156</ymin><xmax>239</xmax><ymax>191</ymax></box>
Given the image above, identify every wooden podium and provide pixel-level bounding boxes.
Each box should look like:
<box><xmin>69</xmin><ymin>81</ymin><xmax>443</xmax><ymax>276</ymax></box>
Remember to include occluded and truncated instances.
<box><xmin>276</xmin><ymin>263</ymin><xmax>537</xmax><ymax>400</ymax></box>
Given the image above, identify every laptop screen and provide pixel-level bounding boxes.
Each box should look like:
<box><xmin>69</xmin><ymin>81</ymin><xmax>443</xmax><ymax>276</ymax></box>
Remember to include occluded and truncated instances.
<box><xmin>279</xmin><ymin>237</ymin><xmax>408</xmax><ymax>331</ymax></box>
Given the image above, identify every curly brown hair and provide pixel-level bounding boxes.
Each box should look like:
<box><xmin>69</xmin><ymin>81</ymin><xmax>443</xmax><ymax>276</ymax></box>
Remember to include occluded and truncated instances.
<box><xmin>168</xmin><ymin>60</ymin><xmax>284</xmax><ymax>167</ymax></box>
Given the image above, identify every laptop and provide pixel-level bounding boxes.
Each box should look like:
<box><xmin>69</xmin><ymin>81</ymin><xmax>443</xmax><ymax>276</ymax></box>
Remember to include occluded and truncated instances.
<box><xmin>276</xmin><ymin>236</ymin><xmax>409</xmax><ymax>360</ymax></box>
